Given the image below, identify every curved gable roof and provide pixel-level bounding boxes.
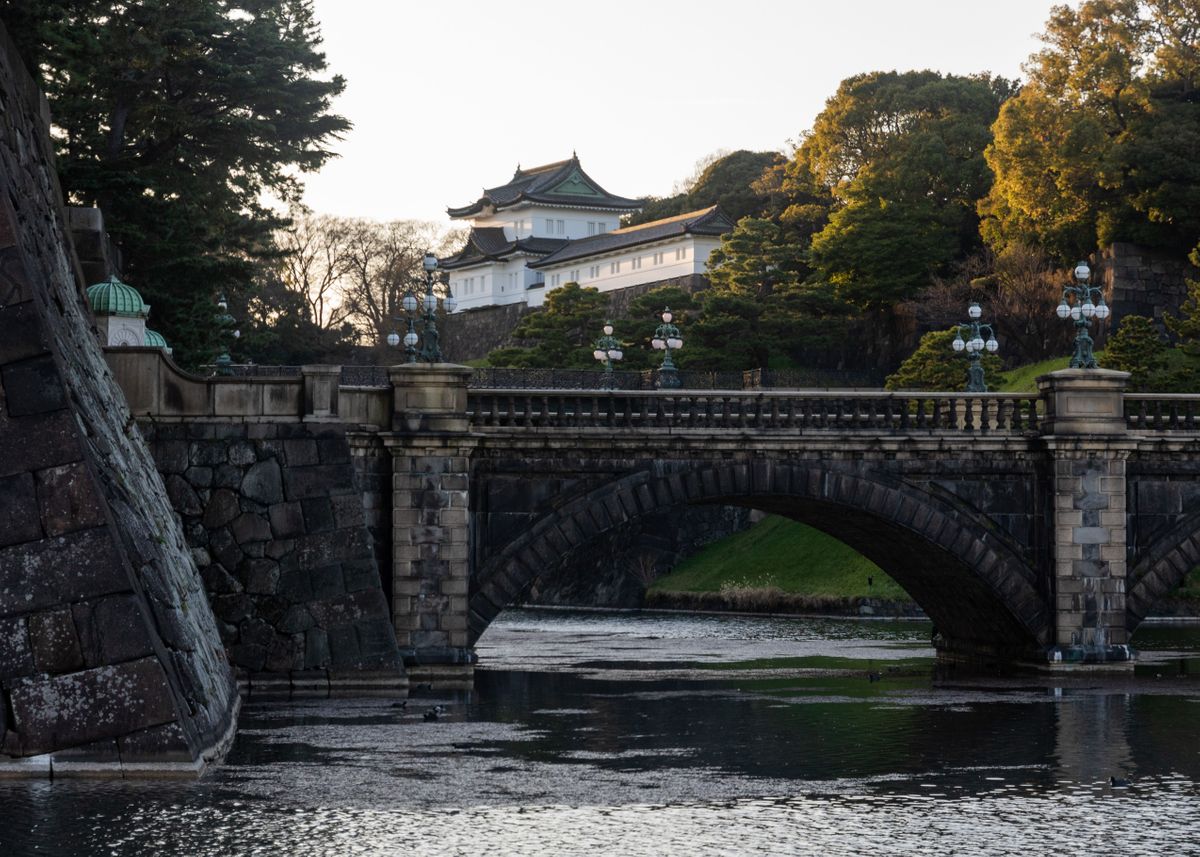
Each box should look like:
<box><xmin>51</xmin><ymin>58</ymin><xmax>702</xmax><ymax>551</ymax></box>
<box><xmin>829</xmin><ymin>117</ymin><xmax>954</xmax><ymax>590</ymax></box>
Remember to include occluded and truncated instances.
<box><xmin>448</xmin><ymin>156</ymin><xmax>643</xmax><ymax>218</ymax></box>
<box><xmin>529</xmin><ymin>206</ymin><xmax>734</xmax><ymax>269</ymax></box>
<box><xmin>438</xmin><ymin>227</ymin><xmax>568</xmax><ymax>271</ymax></box>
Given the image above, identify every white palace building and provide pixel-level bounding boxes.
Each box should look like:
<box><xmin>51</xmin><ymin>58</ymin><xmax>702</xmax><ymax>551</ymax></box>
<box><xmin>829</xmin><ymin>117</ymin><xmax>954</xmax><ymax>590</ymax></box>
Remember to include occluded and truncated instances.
<box><xmin>439</xmin><ymin>155</ymin><xmax>733</xmax><ymax>311</ymax></box>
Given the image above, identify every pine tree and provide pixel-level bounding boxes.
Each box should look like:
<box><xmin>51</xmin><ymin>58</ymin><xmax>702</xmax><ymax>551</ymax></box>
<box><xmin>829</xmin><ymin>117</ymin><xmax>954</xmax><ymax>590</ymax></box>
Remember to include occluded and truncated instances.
<box><xmin>0</xmin><ymin>1</ymin><xmax>349</xmax><ymax>367</ymax></box>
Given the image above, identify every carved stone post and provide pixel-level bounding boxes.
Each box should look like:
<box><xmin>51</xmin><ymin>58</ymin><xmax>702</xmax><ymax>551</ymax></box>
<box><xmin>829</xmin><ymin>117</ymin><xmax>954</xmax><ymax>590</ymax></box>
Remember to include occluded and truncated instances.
<box><xmin>1037</xmin><ymin>368</ymin><xmax>1135</xmax><ymax>668</ymax></box>
<box><xmin>301</xmin><ymin>364</ymin><xmax>341</xmax><ymax>422</ymax></box>
<box><xmin>383</xmin><ymin>364</ymin><xmax>476</xmax><ymax>684</ymax></box>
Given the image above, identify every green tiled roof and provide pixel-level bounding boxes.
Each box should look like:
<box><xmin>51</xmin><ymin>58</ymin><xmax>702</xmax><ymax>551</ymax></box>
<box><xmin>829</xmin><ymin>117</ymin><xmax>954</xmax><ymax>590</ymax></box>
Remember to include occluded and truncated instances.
<box><xmin>144</xmin><ymin>328</ymin><xmax>170</xmax><ymax>350</ymax></box>
<box><xmin>86</xmin><ymin>275</ymin><xmax>149</xmax><ymax>318</ymax></box>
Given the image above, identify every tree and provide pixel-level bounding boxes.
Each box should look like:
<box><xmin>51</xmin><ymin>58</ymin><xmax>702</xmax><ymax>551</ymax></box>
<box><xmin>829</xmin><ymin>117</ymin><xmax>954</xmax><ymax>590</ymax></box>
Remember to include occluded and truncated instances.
<box><xmin>618</xmin><ymin>286</ymin><xmax>700</xmax><ymax>371</ymax></box>
<box><xmin>912</xmin><ymin>244</ymin><xmax>1075</xmax><ymax>364</ymax></box>
<box><xmin>981</xmin><ymin>0</ymin><xmax>1200</xmax><ymax>260</ymax></box>
<box><xmin>801</xmin><ymin>70</ymin><xmax>1015</xmax><ymax>310</ymax></box>
<box><xmin>1</xmin><ymin>0</ymin><xmax>350</xmax><ymax>367</ymax></box>
<box><xmin>337</xmin><ymin>219</ymin><xmax>460</xmax><ymax>346</ymax></box>
<box><xmin>1165</xmin><ymin>247</ymin><xmax>1200</xmax><ymax>354</ymax></box>
<box><xmin>885</xmin><ymin>328</ymin><xmax>1002</xmax><ymax>391</ymax></box>
<box><xmin>486</xmin><ymin>283</ymin><xmax>609</xmax><ymax>368</ymax></box>
<box><xmin>691</xmin><ymin>218</ymin><xmax>850</xmax><ymax>370</ymax></box>
<box><xmin>274</xmin><ymin>211</ymin><xmax>355</xmax><ymax>331</ymax></box>
<box><xmin>1104</xmin><ymin>315</ymin><xmax>1169</xmax><ymax>390</ymax></box>
<box><xmin>628</xmin><ymin>150</ymin><xmax>784</xmax><ymax>226</ymax></box>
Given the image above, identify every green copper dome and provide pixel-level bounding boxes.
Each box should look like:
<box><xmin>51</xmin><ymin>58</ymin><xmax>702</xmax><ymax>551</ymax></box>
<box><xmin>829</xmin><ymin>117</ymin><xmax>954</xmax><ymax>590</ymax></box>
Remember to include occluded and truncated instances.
<box><xmin>144</xmin><ymin>328</ymin><xmax>170</xmax><ymax>352</ymax></box>
<box><xmin>86</xmin><ymin>275</ymin><xmax>149</xmax><ymax>318</ymax></box>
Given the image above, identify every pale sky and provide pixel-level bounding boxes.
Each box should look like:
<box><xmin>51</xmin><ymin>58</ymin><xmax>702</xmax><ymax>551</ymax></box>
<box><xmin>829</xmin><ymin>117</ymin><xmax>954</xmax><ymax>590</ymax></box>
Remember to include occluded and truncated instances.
<box><xmin>302</xmin><ymin>0</ymin><xmax>1065</xmax><ymax>227</ymax></box>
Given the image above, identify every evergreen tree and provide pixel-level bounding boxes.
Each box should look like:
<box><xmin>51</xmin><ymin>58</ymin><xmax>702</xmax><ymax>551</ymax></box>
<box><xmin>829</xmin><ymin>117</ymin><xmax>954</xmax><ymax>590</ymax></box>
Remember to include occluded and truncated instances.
<box><xmin>1</xmin><ymin>1</ymin><xmax>349</xmax><ymax>367</ymax></box>
<box><xmin>885</xmin><ymin>328</ymin><xmax>1002</xmax><ymax>391</ymax></box>
<box><xmin>1104</xmin><ymin>315</ymin><xmax>1169</xmax><ymax>391</ymax></box>
<box><xmin>486</xmin><ymin>283</ymin><xmax>609</xmax><ymax>369</ymax></box>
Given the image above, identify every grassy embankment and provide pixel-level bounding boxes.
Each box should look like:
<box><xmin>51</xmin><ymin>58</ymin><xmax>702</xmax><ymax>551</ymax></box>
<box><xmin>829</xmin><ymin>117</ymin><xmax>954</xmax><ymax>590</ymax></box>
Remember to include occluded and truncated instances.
<box><xmin>648</xmin><ymin>354</ymin><xmax>1200</xmax><ymax>614</ymax></box>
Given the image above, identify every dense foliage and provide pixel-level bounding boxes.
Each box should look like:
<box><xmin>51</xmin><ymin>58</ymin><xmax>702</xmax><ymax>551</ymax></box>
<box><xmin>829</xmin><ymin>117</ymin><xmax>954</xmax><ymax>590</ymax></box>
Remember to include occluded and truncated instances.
<box><xmin>627</xmin><ymin>150</ymin><xmax>784</xmax><ymax>227</ymax></box>
<box><xmin>1</xmin><ymin>0</ymin><xmax>349</xmax><ymax>367</ymax></box>
<box><xmin>981</xmin><ymin>0</ymin><xmax>1200</xmax><ymax>260</ymax></box>
<box><xmin>884</xmin><ymin>328</ymin><xmax>1003</xmax><ymax>391</ymax></box>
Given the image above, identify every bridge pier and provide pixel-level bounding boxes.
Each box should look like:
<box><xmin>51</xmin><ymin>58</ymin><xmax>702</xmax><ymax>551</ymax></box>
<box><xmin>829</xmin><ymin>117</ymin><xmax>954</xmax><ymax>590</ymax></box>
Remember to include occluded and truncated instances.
<box><xmin>1039</xmin><ymin>369</ymin><xmax>1135</xmax><ymax>668</ymax></box>
<box><xmin>384</xmin><ymin>365</ymin><xmax>477</xmax><ymax>685</ymax></box>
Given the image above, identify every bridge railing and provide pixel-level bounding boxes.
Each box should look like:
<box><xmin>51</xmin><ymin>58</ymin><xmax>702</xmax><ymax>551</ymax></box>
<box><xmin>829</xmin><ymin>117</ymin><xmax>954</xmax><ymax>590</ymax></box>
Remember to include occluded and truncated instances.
<box><xmin>1126</xmin><ymin>394</ymin><xmax>1200</xmax><ymax>431</ymax></box>
<box><xmin>468</xmin><ymin>390</ymin><xmax>1042</xmax><ymax>434</ymax></box>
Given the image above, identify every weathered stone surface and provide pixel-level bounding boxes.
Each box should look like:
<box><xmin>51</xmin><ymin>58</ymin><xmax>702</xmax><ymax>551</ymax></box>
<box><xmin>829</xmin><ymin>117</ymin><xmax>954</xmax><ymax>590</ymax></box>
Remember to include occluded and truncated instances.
<box><xmin>165</xmin><ymin>474</ymin><xmax>204</xmax><ymax>517</ymax></box>
<box><xmin>9</xmin><ymin>658</ymin><xmax>178</xmax><ymax>755</ymax></box>
<box><xmin>28</xmin><ymin>607</ymin><xmax>83</xmax><ymax>673</ymax></box>
<box><xmin>0</xmin><ymin>616</ymin><xmax>33</xmax><ymax>679</ymax></box>
<box><xmin>231</xmin><ymin>512</ymin><xmax>271</xmax><ymax>544</ymax></box>
<box><xmin>268</xmin><ymin>501</ymin><xmax>304</xmax><ymax>538</ymax></box>
<box><xmin>284</xmin><ymin>464</ymin><xmax>354</xmax><ymax>501</ymax></box>
<box><xmin>241</xmin><ymin>459</ymin><xmax>283</xmax><ymax>505</ymax></box>
<box><xmin>2</xmin><ymin>356</ymin><xmax>66</xmax><ymax>417</ymax></box>
<box><xmin>0</xmin><ymin>471</ymin><xmax>43</xmax><ymax>547</ymax></box>
<box><xmin>242</xmin><ymin>559</ymin><xmax>281</xmax><ymax>595</ymax></box>
<box><xmin>202</xmin><ymin>489</ymin><xmax>240</xmax><ymax>528</ymax></box>
<box><xmin>0</xmin><ymin>528</ymin><xmax>127</xmax><ymax>616</ymax></box>
<box><xmin>0</xmin><ymin>29</ymin><xmax>237</xmax><ymax>771</ymax></box>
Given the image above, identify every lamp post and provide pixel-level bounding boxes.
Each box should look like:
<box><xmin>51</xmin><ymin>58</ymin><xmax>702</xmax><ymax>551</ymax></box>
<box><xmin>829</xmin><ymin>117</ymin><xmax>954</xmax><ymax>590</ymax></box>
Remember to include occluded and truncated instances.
<box><xmin>213</xmin><ymin>292</ymin><xmax>240</xmax><ymax>376</ymax></box>
<box><xmin>651</xmin><ymin>307</ymin><xmax>683</xmax><ymax>390</ymax></box>
<box><xmin>1056</xmin><ymin>260</ymin><xmax>1110</xmax><ymax>369</ymax></box>
<box><xmin>385</xmin><ymin>316</ymin><xmax>419</xmax><ymax>364</ymax></box>
<box><xmin>592</xmin><ymin>321</ymin><xmax>623</xmax><ymax>388</ymax></box>
<box><xmin>951</xmin><ymin>302</ymin><xmax>1000</xmax><ymax>392</ymax></box>
<box><xmin>385</xmin><ymin>252</ymin><xmax>457</xmax><ymax>363</ymax></box>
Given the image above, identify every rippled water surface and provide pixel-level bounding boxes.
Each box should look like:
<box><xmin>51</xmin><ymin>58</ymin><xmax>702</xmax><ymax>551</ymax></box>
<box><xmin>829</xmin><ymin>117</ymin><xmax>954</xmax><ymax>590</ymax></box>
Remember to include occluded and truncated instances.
<box><xmin>4</xmin><ymin>609</ymin><xmax>1200</xmax><ymax>855</ymax></box>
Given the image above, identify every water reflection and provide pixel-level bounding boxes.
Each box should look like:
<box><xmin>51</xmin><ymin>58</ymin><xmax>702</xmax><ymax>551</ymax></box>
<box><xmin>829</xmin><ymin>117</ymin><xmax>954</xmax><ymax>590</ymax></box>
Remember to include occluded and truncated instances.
<box><xmin>1</xmin><ymin>609</ymin><xmax>1198</xmax><ymax>856</ymax></box>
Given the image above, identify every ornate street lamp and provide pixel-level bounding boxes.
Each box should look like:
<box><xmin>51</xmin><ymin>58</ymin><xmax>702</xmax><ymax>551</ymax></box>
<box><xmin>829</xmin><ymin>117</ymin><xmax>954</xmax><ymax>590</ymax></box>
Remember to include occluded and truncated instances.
<box><xmin>1055</xmin><ymin>260</ymin><xmax>1110</xmax><ymax>369</ymax></box>
<box><xmin>213</xmin><ymin>292</ymin><xmax>240</xmax><ymax>376</ymax></box>
<box><xmin>592</xmin><ymin>320</ymin><xmax>623</xmax><ymax>388</ymax></box>
<box><xmin>951</xmin><ymin>302</ymin><xmax>1000</xmax><ymax>392</ymax></box>
<box><xmin>651</xmin><ymin>307</ymin><xmax>683</xmax><ymax>390</ymax></box>
<box><xmin>385</xmin><ymin>252</ymin><xmax>457</xmax><ymax>363</ymax></box>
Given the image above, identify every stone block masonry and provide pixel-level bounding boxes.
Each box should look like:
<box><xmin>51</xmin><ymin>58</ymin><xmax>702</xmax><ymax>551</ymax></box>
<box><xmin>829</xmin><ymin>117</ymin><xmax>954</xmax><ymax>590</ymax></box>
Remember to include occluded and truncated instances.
<box><xmin>142</xmin><ymin>420</ymin><xmax>404</xmax><ymax>698</ymax></box>
<box><xmin>0</xmin><ymin>22</ymin><xmax>238</xmax><ymax>777</ymax></box>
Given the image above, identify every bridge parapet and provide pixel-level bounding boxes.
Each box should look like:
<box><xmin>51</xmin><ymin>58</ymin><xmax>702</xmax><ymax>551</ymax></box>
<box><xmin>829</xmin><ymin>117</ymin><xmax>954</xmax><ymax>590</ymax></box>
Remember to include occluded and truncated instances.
<box><xmin>1126</xmin><ymin>393</ymin><xmax>1200</xmax><ymax>431</ymax></box>
<box><xmin>468</xmin><ymin>389</ymin><xmax>1043</xmax><ymax>434</ymax></box>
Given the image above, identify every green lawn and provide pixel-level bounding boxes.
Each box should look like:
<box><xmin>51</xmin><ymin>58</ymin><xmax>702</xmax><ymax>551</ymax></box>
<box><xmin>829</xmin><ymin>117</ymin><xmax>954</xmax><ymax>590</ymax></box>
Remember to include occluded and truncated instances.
<box><xmin>650</xmin><ymin>515</ymin><xmax>910</xmax><ymax>601</ymax></box>
<box><xmin>996</xmin><ymin>355</ymin><xmax>1071</xmax><ymax>392</ymax></box>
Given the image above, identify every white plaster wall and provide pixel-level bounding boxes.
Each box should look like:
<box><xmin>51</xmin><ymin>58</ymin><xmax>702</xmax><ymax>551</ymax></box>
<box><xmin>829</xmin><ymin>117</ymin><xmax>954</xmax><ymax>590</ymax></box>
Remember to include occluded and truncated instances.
<box><xmin>473</xmin><ymin>206</ymin><xmax>620</xmax><ymax>241</ymax></box>
<box><xmin>539</xmin><ymin>235</ymin><xmax>723</xmax><ymax>296</ymax></box>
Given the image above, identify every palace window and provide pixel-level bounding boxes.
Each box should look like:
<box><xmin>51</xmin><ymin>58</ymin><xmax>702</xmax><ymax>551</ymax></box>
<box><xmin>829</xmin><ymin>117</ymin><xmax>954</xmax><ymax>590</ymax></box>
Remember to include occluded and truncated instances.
<box><xmin>587</xmin><ymin>222</ymin><xmax>596</xmax><ymax>235</ymax></box>
<box><xmin>632</xmin><ymin>257</ymin><xmax>642</xmax><ymax>270</ymax></box>
<box><xmin>597</xmin><ymin>222</ymin><xmax>608</xmax><ymax>234</ymax></box>
<box><xmin>653</xmin><ymin>252</ymin><xmax>663</xmax><ymax>265</ymax></box>
<box><xmin>610</xmin><ymin>261</ymin><xmax>621</xmax><ymax>274</ymax></box>
<box><xmin>556</xmin><ymin>220</ymin><xmax>565</xmax><ymax>235</ymax></box>
<box><xmin>545</xmin><ymin>218</ymin><xmax>554</xmax><ymax>234</ymax></box>
<box><xmin>589</xmin><ymin>265</ymin><xmax>600</xmax><ymax>278</ymax></box>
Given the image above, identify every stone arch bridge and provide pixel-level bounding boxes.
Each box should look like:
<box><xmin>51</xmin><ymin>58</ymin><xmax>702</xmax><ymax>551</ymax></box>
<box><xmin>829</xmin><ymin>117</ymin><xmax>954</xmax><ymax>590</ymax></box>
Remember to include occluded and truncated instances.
<box><xmin>109</xmin><ymin>353</ymin><xmax>1200</xmax><ymax>672</ymax></box>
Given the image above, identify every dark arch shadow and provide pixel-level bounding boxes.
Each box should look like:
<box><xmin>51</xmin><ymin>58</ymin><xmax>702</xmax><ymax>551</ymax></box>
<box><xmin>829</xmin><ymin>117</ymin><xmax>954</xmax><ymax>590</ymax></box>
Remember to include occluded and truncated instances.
<box><xmin>469</xmin><ymin>461</ymin><xmax>1051</xmax><ymax>655</ymax></box>
<box><xmin>1127</xmin><ymin>507</ymin><xmax>1200</xmax><ymax>626</ymax></box>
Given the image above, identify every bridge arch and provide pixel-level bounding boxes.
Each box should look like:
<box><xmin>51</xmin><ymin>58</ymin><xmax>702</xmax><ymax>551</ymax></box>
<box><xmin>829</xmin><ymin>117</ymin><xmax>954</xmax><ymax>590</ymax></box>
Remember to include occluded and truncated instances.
<box><xmin>1127</xmin><ymin>508</ymin><xmax>1200</xmax><ymax>626</ymax></box>
<box><xmin>469</xmin><ymin>460</ymin><xmax>1052</xmax><ymax>656</ymax></box>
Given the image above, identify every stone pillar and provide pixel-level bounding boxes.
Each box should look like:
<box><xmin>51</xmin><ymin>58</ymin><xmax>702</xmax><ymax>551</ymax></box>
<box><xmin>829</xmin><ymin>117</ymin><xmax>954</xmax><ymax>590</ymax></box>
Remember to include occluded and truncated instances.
<box><xmin>383</xmin><ymin>364</ymin><xmax>476</xmax><ymax>683</ymax></box>
<box><xmin>301</xmin><ymin>364</ymin><xmax>341</xmax><ymax>422</ymax></box>
<box><xmin>1037</xmin><ymin>368</ymin><xmax>1135</xmax><ymax>668</ymax></box>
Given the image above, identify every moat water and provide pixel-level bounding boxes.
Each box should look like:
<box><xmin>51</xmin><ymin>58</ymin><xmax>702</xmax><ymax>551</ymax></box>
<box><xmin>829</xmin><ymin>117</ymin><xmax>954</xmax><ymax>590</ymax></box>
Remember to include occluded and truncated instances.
<box><xmin>4</xmin><ymin>608</ymin><xmax>1200</xmax><ymax>855</ymax></box>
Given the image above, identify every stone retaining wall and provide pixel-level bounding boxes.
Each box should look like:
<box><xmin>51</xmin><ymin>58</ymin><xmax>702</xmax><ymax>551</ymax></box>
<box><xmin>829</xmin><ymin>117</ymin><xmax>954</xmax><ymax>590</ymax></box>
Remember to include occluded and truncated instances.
<box><xmin>0</xmin><ymin>22</ymin><xmax>238</xmax><ymax>776</ymax></box>
<box><xmin>142</xmin><ymin>421</ymin><xmax>403</xmax><ymax>696</ymax></box>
